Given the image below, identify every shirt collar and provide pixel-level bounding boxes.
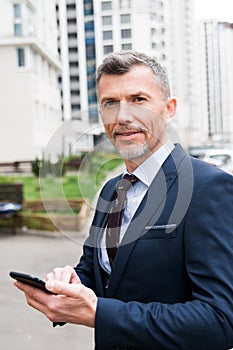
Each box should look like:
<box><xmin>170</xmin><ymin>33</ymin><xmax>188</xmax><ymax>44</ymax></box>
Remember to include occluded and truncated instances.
<box><xmin>123</xmin><ymin>139</ymin><xmax>174</xmax><ymax>187</ymax></box>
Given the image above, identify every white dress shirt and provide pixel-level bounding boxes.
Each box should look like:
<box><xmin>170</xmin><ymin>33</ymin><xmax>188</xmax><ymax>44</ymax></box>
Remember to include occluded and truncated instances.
<box><xmin>99</xmin><ymin>139</ymin><xmax>175</xmax><ymax>274</ymax></box>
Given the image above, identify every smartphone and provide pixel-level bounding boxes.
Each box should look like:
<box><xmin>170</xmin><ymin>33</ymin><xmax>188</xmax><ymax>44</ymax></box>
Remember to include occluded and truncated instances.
<box><xmin>9</xmin><ymin>271</ymin><xmax>65</xmax><ymax>327</ymax></box>
<box><xmin>9</xmin><ymin>271</ymin><xmax>54</xmax><ymax>294</ymax></box>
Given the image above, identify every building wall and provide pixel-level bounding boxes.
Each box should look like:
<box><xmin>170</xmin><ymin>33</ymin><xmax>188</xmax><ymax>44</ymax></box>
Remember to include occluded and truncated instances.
<box><xmin>94</xmin><ymin>0</ymin><xmax>168</xmax><ymax>64</ymax></box>
<box><xmin>0</xmin><ymin>46</ymin><xmax>34</xmax><ymax>161</ymax></box>
<box><xmin>0</xmin><ymin>0</ymin><xmax>62</xmax><ymax>162</ymax></box>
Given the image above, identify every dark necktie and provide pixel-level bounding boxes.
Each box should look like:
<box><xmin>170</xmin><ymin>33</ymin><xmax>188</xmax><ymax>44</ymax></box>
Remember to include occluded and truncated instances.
<box><xmin>106</xmin><ymin>174</ymin><xmax>138</xmax><ymax>266</ymax></box>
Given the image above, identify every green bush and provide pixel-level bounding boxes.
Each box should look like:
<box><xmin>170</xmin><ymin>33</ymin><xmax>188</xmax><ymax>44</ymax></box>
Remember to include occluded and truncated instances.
<box><xmin>32</xmin><ymin>154</ymin><xmax>67</xmax><ymax>178</ymax></box>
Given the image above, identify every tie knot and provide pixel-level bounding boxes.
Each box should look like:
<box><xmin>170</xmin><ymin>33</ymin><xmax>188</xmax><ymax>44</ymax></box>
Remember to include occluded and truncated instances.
<box><xmin>117</xmin><ymin>174</ymin><xmax>138</xmax><ymax>191</ymax></box>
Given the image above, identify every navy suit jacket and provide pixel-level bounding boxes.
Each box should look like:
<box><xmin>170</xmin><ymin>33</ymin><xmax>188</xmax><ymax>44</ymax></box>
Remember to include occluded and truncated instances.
<box><xmin>75</xmin><ymin>144</ymin><xmax>233</xmax><ymax>350</ymax></box>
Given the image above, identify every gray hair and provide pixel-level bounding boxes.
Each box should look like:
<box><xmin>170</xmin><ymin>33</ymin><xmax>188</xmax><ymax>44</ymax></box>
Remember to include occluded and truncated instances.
<box><xmin>96</xmin><ymin>50</ymin><xmax>171</xmax><ymax>100</ymax></box>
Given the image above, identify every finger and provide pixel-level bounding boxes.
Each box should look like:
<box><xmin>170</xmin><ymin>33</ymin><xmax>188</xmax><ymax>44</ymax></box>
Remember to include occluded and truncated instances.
<box><xmin>45</xmin><ymin>268</ymin><xmax>64</xmax><ymax>282</ymax></box>
<box><xmin>14</xmin><ymin>281</ymin><xmax>51</xmax><ymax>313</ymax></box>
<box><xmin>14</xmin><ymin>280</ymin><xmax>34</xmax><ymax>293</ymax></box>
<box><xmin>45</xmin><ymin>280</ymin><xmax>82</xmax><ymax>297</ymax></box>
<box><xmin>45</xmin><ymin>266</ymin><xmax>80</xmax><ymax>284</ymax></box>
<box><xmin>14</xmin><ymin>281</ymin><xmax>48</xmax><ymax>301</ymax></box>
<box><xmin>61</xmin><ymin>265</ymin><xmax>80</xmax><ymax>283</ymax></box>
<box><xmin>70</xmin><ymin>271</ymin><xmax>81</xmax><ymax>284</ymax></box>
<box><xmin>14</xmin><ymin>281</ymin><xmax>66</xmax><ymax>324</ymax></box>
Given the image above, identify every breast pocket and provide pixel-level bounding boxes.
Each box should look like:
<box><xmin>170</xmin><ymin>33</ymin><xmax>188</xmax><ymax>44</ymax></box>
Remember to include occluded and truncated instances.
<box><xmin>141</xmin><ymin>224</ymin><xmax>177</xmax><ymax>239</ymax></box>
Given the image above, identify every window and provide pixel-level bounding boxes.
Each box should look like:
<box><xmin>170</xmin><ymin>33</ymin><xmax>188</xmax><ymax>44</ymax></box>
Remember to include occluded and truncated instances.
<box><xmin>160</xmin><ymin>15</ymin><xmax>164</xmax><ymax>22</ymax></box>
<box><xmin>71</xmin><ymin>90</ymin><xmax>79</xmax><ymax>96</ymax></box>
<box><xmin>150</xmin><ymin>12</ymin><xmax>156</xmax><ymax>20</ymax></box>
<box><xmin>151</xmin><ymin>28</ymin><xmax>156</xmax><ymax>37</ymax></box>
<box><xmin>14</xmin><ymin>23</ymin><xmax>22</xmax><ymax>36</ymax></box>
<box><xmin>70</xmin><ymin>76</ymin><xmax>79</xmax><ymax>82</ymax></box>
<box><xmin>103</xmin><ymin>45</ymin><xmax>113</xmax><ymax>54</ymax></box>
<box><xmin>151</xmin><ymin>42</ymin><xmax>157</xmax><ymax>49</ymax></box>
<box><xmin>102</xmin><ymin>15</ymin><xmax>112</xmax><ymax>25</ymax></box>
<box><xmin>13</xmin><ymin>3</ymin><xmax>23</xmax><ymax>36</ymax></box>
<box><xmin>120</xmin><ymin>14</ymin><xmax>131</xmax><ymax>24</ymax></box>
<box><xmin>103</xmin><ymin>30</ymin><xmax>113</xmax><ymax>40</ymax></box>
<box><xmin>14</xmin><ymin>3</ymin><xmax>21</xmax><ymax>18</ymax></box>
<box><xmin>71</xmin><ymin>104</ymin><xmax>80</xmax><ymax>111</ymax></box>
<box><xmin>17</xmin><ymin>48</ymin><xmax>25</xmax><ymax>67</ymax></box>
<box><xmin>68</xmin><ymin>33</ymin><xmax>77</xmax><ymax>39</ymax></box>
<box><xmin>69</xmin><ymin>47</ymin><xmax>78</xmax><ymax>53</ymax></box>
<box><xmin>159</xmin><ymin>1</ymin><xmax>164</xmax><ymax>8</ymax></box>
<box><xmin>66</xmin><ymin>4</ymin><xmax>76</xmax><ymax>10</ymax></box>
<box><xmin>101</xmin><ymin>1</ymin><xmax>112</xmax><ymax>10</ymax></box>
<box><xmin>119</xmin><ymin>0</ymin><xmax>131</xmax><ymax>9</ymax></box>
<box><xmin>122</xmin><ymin>43</ymin><xmax>132</xmax><ymax>50</ymax></box>
<box><xmin>121</xmin><ymin>29</ymin><xmax>131</xmax><ymax>39</ymax></box>
<box><xmin>67</xmin><ymin>18</ymin><xmax>76</xmax><ymax>25</ymax></box>
<box><xmin>69</xmin><ymin>62</ymin><xmax>79</xmax><ymax>68</ymax></box>
<box><xmin>84</xmin><ymin>2</ymin><xmax>93</xmax><ymax>16</ymax></box>
<box><xmin>161</xmin><ymin>27</ymin><xmax>166</xmax><ymax>34</ymax></box>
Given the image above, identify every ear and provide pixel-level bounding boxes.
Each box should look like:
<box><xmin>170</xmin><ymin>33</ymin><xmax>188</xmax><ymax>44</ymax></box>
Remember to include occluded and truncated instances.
<box><xmin>164</xmin><ymin>97</ymin><xmax>177</xmax><ymax>125</ymax></box>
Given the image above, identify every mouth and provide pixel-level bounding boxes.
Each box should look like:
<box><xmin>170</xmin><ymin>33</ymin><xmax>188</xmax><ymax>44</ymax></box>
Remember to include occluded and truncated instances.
<box><xmin>113</xmin><ymin>127</ymin><xmax>146</xmax><ymax>140</ymax></box>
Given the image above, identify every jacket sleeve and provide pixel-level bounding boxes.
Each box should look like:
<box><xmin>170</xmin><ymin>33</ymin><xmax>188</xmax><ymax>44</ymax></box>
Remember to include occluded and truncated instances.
<box><xmin>95</xmin><ymin>170</ymin><xmax>233</xmax><ymax>350</ymax></box>
<box><xmin>74</xmin><ymin>243</ymin><xmax>96</xmax><ymax>290</ymax></box>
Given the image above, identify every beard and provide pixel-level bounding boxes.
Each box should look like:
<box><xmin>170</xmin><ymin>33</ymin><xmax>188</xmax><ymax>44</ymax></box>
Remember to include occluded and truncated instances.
<box><xmin>111</xmin><ymin>125</ymin><xmax>149</xmax><ymax>160</ymax></box>
<box><xmin>114</xmin><ymin>139</ymin><xmax>149</xmax><ymax>160</ymax></box>
<box><xmin>111</xmin><ymin>124</ymin><xmax>165</xmax><ymax>160</ymax></box>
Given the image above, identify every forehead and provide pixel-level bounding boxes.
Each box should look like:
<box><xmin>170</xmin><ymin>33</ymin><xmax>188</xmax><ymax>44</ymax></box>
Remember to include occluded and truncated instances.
<box><xmin>97</xmin><ymin>66</ymin><xmax>159</xmax><ymax>99</ymax></box>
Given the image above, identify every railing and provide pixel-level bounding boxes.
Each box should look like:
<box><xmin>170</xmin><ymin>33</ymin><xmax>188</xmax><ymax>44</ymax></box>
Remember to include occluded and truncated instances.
<box><xmin>0</xmin><ymin>161</ymin><xmax>34</xmax><ymax>174</ymax></box>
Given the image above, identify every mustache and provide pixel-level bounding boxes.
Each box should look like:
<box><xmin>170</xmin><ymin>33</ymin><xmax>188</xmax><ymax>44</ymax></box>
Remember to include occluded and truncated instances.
<box><xmin>112</xmin><ymin>126</ymin><xmax>147</xmax><ymax>137</ymax></box>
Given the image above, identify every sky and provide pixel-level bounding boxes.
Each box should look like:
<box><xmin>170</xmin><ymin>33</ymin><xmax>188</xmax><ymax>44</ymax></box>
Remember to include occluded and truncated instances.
<box><xmin>194</xmin><ymin>0</ymin><xmax>233</xmax><ymax>22</ymax></box>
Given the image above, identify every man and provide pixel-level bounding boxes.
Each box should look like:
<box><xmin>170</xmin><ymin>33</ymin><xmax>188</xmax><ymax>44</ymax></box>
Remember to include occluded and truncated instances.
<box><xmin>14</xmin><ymin>51</ymin><xmax>233</xmax><ymax>350</ymax></box>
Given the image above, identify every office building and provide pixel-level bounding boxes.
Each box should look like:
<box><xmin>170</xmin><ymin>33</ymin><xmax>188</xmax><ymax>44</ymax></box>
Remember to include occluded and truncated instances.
<box><xmin>94</xmin><ymin>0</ymin><xmax>198</xmax><ymax>146</ymax></box>
<box><xmin>203</xmin><ymin>20</ymin><xmax>233</xmax><ymax>143</ymax></box>
<box><xmin>0</xmin><ymin>0</ymin><xmax>62</xmax><ymax>162</ymax></box>
<box><xmin>56</xmin><ymin>0</ymin><xmax>100</xmax><ymax>157</ymax></box>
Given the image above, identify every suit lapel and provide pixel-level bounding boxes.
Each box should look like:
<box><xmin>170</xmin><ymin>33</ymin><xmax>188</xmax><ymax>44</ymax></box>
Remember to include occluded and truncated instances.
<box><xmin>106</xmin><ymin>144</ymin><xmax>187</xmax><ymax>296</ymax></box>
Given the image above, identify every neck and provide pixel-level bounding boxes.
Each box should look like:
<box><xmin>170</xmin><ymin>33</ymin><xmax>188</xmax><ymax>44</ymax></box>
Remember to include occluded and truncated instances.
<box><xmin>123</xmin><ymin>140</ymin><xmax>167</xmax><ymax>173</ymax></box>
<box><xmin>123</xmin><ymin>150</ymin><xmax>153</xmax><ymax>173</ymax></box>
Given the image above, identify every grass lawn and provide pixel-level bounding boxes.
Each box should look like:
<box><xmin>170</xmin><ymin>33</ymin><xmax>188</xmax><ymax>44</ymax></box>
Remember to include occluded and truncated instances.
<box><xmin>0</xmin><ymin>154</ymin><xmax>123</xmax><ymax>203</ymax></box>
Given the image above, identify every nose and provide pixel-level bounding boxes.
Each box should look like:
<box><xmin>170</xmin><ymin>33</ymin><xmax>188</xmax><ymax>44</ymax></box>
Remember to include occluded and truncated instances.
<box><xmin>116</xmin><ymin>101</ymin><xmax>134</xmax><ymax>124</ymax></box>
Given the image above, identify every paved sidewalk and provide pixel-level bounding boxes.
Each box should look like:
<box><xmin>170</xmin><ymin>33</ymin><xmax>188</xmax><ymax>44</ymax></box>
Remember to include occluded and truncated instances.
<box><xmin>0</xmin><ymin>230</ymin><xmax>94</xmax><ymax>350</ymax></box>
<box><xmin>0</xmin><ymin>165</ymin><xmax>124</xmax><ymax>350</ymax></box>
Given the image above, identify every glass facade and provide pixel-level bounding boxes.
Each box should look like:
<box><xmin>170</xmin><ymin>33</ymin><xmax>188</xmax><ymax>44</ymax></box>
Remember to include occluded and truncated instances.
<box><xmin>84</xmin><ymin>0</ymin><xmax>98</xmax><ymax>122</ymax></box>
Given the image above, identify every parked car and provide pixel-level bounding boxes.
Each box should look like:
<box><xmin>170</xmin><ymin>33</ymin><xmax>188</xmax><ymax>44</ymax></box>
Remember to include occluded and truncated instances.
<box><xmin>202</xmin><ymin>149</ymin><xmax>233</xmax><ymax>175</ymax></box>
<box><xmin>188</xmin><ymin>145</ymin><xmax>216</xmax><ymax>159</ymax></box>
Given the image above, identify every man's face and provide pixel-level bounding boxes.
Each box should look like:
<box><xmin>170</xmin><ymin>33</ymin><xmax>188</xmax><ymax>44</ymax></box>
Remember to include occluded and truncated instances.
<box><xmin>98</xmin><ymin>65</ymin><xmax>176</xmax><ymax>163</ymax></box>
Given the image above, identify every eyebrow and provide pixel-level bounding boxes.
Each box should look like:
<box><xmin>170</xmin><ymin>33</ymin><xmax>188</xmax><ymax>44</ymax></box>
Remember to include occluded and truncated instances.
<box><xmin>100</xmin><ymin>91</ymin><xmax>149</xmax><ymax>104</ymax></box>
<box><xmin>99</xmin><ymin>97</ymin><xmax>118</xmax><ymax>104</ymax></box>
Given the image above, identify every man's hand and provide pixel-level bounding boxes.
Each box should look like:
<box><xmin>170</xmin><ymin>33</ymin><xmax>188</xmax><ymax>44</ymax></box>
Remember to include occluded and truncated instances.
<box><xmin>45</xmin><ymin>265</ymin><xmax>80</xmax><ymax>284</ymax></box>
<box><xmin>13</xmin><ymin>266</ymin><xmax>97</xmax><ymax>328</ymax></box>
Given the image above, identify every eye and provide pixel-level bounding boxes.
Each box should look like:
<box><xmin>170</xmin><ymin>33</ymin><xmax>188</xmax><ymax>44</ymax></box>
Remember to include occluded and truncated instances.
<box><xmin>133</xmin><ymin>96</ymin><xmax>147</xmax><ymax>103</ymax></box>
<box><xmin>102</xmin><ymin>100</ymin><xmax>119</xmax><ymax>109</ymax></box>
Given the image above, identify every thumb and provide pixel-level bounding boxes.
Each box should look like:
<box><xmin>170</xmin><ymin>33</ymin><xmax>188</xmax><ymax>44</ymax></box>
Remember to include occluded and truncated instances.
<box><xmin>46</xmin><ymin>280</ymin><xmax>82</xmax><ymax>297</ymax></box>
